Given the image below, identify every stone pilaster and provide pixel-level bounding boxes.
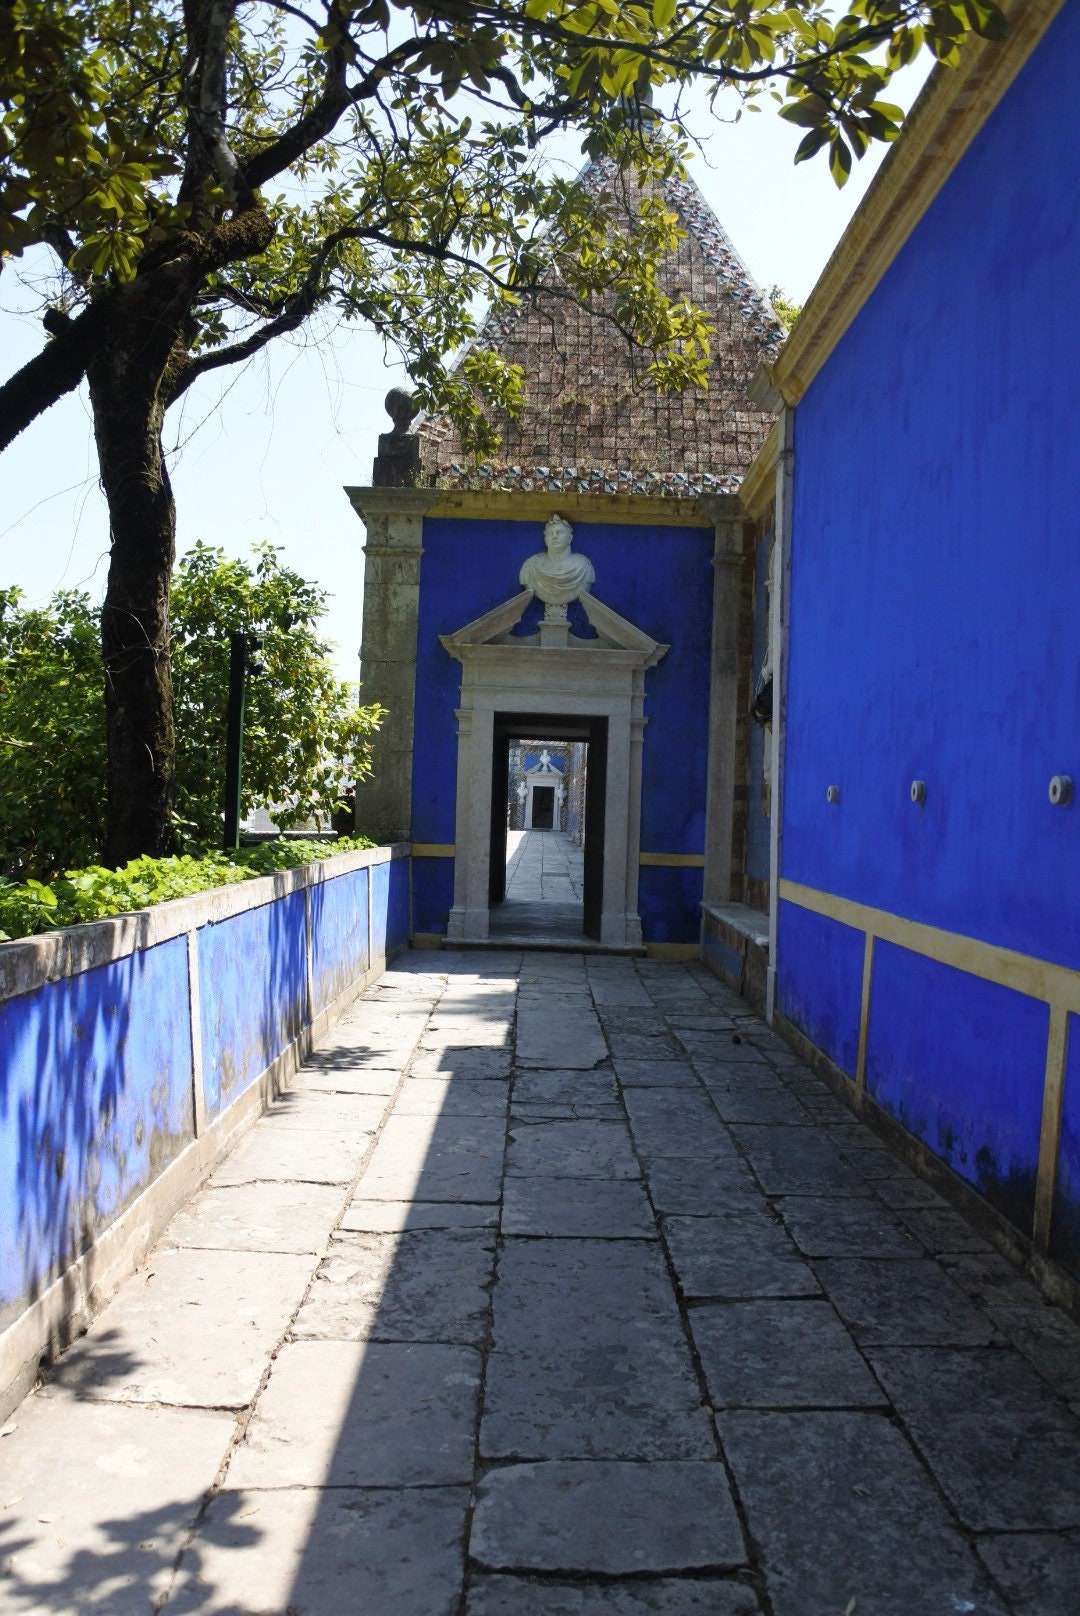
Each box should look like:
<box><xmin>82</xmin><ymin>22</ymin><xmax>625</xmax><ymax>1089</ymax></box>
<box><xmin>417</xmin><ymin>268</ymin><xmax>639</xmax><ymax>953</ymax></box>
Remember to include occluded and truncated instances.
<box><xmin>700</xmin><ymin>496</ymin><xmax>748</xmax><ymax>908</ymax></box>
<box><xmin>346</xmin><ymin>487</ymin><xmax>438</xmax><ymax>844</ymax></box>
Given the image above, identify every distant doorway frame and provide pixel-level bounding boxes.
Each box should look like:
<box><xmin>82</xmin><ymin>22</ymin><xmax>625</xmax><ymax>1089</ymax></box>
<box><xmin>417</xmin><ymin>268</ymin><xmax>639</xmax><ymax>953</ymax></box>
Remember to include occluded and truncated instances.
<box><xmin>489</xmin><ymin>715</ymin><xmax>607</xmax><ymax>939</ymax></box>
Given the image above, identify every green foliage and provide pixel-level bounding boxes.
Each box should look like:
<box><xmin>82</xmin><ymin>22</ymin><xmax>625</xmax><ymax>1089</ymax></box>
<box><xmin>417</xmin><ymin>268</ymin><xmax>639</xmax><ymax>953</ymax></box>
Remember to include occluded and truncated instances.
<box><xmin>0</xmin><ymin>586</ymin><xmax>108</xmax><ymax>879</ymax></box>
<box><xmin>169</xmin><ymin>541</ymin><xmax>383</xmax><ymax>849</ymax></box>
<box><xmin>0</xmin><ymin>837</ymin><xmax>376</xmax><ymax>941</ymax></box>
<box><xmin>768</xmin><ymin>285</ymin><xmax>802</xmax><ymax>331</ymax></box>
<box><xmin>0</xmin><ymin>549</ymin><xmax>382</xmax><ymax>878</ymax></box>
<box><xmin>2</xmin><ymin>1</ymin><xmax>1008</xmax><ymax>441</ymax></box>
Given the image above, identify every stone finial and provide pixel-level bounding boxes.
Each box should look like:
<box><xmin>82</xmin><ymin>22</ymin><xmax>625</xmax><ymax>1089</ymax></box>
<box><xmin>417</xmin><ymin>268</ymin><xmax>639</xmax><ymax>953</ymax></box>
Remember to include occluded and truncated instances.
<box><xmin>373</xmin><ymin>387</ymin><xmax>421</xmax><ymax>486</ymax></box>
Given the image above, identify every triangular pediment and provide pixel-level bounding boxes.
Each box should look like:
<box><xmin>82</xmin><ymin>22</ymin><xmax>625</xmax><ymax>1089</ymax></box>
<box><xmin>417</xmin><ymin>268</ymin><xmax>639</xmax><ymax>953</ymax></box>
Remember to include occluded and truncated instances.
<box><xmin>439</xmin><ymin>589</ymin><xmax>668</xmax><ymax>669</ymax></box>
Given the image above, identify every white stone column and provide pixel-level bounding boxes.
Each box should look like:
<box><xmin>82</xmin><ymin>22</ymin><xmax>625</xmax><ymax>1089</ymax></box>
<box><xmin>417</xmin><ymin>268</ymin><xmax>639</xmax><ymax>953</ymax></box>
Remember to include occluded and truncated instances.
<box><xmin>447</xmin><ymin>701</ymin><xmax>494</xmax><ymax>940</ymax></box>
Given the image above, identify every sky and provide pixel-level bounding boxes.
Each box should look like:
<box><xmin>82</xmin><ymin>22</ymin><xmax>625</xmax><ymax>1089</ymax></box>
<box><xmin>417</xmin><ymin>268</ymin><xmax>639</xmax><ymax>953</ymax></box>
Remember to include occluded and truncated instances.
<box><xmin>0</xmin><ymin>65</ymin><xmax>930</xmax><ymax>679</ymax></box>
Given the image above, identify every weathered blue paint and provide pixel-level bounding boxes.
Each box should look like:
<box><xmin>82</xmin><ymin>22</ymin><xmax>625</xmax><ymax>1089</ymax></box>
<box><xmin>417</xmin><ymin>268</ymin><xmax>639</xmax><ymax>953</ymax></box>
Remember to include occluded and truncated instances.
<box><xmin>702</xmin><ymin>925</ymin><xmax>743</xmax><ymax>984</ymax></box>
<box><xmin>776</xmin><ymin>901</ymin><xmax>862</xmax><ymax>1079</ymax></box>
<box><xmin>412</xmin><ymin>515</ymin><xmax>714</xmax><ymax>938</ymax></box>
<box><xmin>782</xmin><ymin>6</ymin><xmax>1080</xmax><ymax>966</ymax></box>
<box><xmin>310</xmin><ymin>868</ymin><xmax>370</xmax><ymax>1016</ymax></box>
<box><xmin>371</xmin><ymin>853</ymin><xmax>410</xmax><ymax>963</ymax></box>
<box><xmin>412</xmin><ymin>856</ymin><xmax>455</xmax><ymax>939</ymax></box>
<box><xmin>745</xmin><ymin>528</ymin><xmax>772</xmax><ymax>891</ymax></box>
<box><xmin>775</xmin><ymin>6</ymin><xmax>1080</xmax><ymax>1263</ymax></box>
<box><xmin>1051</xmin><ymin>1016</ymin><xmax>1080</xmax><ymax>1273</ymax></box>
<box><xmin>0</xmin><ymin>938</ymin><xmax>193</xmax><ymax>1329</ymax></box>
<box><xmin>637</xmin><ymin>866</ymin><xmax>704</xmax><ymax>945</ymax></box>
<box><xmin>866</xmin><ymin>944</ymin><xmax>1045</xmax><ymax>1229</ymax></box>
<box><xmin>199</xmin><ymin>892</ymin><xmax>307</xmax><ymax>1117</ymax></box>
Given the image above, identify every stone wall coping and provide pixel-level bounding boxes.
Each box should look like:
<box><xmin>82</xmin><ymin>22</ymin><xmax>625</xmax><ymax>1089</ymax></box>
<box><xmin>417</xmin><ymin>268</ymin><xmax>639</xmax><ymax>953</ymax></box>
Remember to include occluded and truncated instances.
<box><xmin>702</xmin><ymin>901</ymin><xmax>770</xmax><ymax>952</ymax></box>
<box><xmin>0</xmin><ymin>843</ymin><xmax>408</xmax><ymax>1006</ymax></box>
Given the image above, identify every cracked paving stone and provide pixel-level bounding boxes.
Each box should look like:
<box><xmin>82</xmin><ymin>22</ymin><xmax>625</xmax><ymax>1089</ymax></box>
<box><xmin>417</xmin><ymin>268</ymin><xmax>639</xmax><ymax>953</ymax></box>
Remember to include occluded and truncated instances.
<box><xmin>941</xmin><ymin>1252</ymin><xmax>1080</xmax><ymax>1400</ymax></box>
<box><xmin>163</xmin><ymin>1181</ymin><xmax>346</xmax><ymax>1255</ymax></box>
<box><xmin>692</xmin><ymin>1299</ymin><xmax>886</xmax><ymax>1408</ymax></box>
<box><xmin>392</xmin><ymin>1077</ymin><xmax>510</xmax><ymax>1117</ymax></box>
<box><xmin>338</xmin><ymin>1198</ymin><xmax>498</xmax><ymax>1232</ymax></box>
<box><xmin>354</xmin><ymin>1113</ymin><xmax>506</xmax><ymax>1202</ymax></box>
<box><xmin>775</xmin><ymin>1195</ymin><xmax>924</xmax><ymax>1260</ymax></box>
<box><xmin>482</xmin><ymin>1239</ymin><xmax>711</xmax><ymax>1460</ymax></box>
<box><xmin>511</xmin><ymin>1067</ymin><xmax>622</xmax><ymax>1117</ymax></box>
<box><xmin>613</xmin><ymin>1057</ymin><xmax>702</xmax><ymax>1088</ymax></box>
<box><xmin>407</xmin><ymin>1047</ymin><xmax>514</xmax><ymax>1081</ymax></box>
<box><xmin>292</xmin><ymin>1229</ymin><xmax>495</xmax><ymax>1344</ymax></box>
<box><xmin>813</xmin><ymin>1257</ymin><xmax>998</xmax><ymax>1346</ymax></box>
<box><xmin>465</xmin><ymin>1579</ymin><xmax>762</xmax><ymax>1616</ymax></box>
<box><xmin>728</xmin><ymin>1127</ymin><xmax>871</xmax><ymax>1197</ymax></box>
<box><xmin>718</xmin><ymin>1410</ymin><xmax>1010</xmax><ymax>1616</ymax></box>
<box><xmin>975</xmin><ymin>1530</ymin><xmax>1080</xmax><ymax>1616</ymax></box>
<box><xmin>871</xmin><ymin>1174</ymin><xmax>951</xmax><ymax>1209</ymax></box>
<box><xmin>675</xmin><ymin>1030</ymin><xmax>770</xmax><ymax>1063</ymax></box>
<box><xmin>662</xmin><ymin>1212</ymin><xmax>821</xmax><ymax>1299</ymax></box>
<box><xmin>502</xmin><ymin>1175</ymin><xmax>657</xmax><ymax>1238</ymax></box>
<box><xmin>896</xmin><ymin>1206</ymin><xmax>994</xmax><ymax>1254</ymax></box>
<box><xmin>690</xmin><ymin>1058</ymin><xmax>782</xmax><ymax>1090</ymax></box>
<box><xmin>702</xmin><ymin>1083</ymin><xmax>814</xmax><ymax>1127</ymax></box>
<box><xmin>298</xmin><ymin>1064</ymin><xmax>401</xmax><ymax>1095</ymax></box>
<box><xmin>41</xmin><ymin>1248</ymin><xmax>316</xmax><ymax>1408</ymax></box>
<box><xmin>622</xmin><ymin>1091</ymin><xmax>739</xmax><ymax>1164</ymax></box>
<box><xmin>226</xmin><ymin>1340</ymin><xmax>481</xmax><ymax>1488</ymax></box>
<box><xmin>0</xmin><ymin>1398</ymin><xmax>233</xmax><ymax>1616</ymax></box>
<box><xmin>868</xmin><ymin>1348</ymin><xmax>1080</xmax><ymax>1530</ymax></box>
<box><xmin>506</xmin><ymin>1119</ymin><xmax>640</xmax><ymax>1179</ymax></box>
<box><xmin>469</xmin><ymin>1461</ymin><xmax>746</xmax><ymax>1573</ymax></box>
<box><xmin>260</xmin><ymin>1089</ymin><xmax>390</xmax><ymax>1132</ymax></box>
<box><xmin>165</xmin><ymin>1486</ymin><xmax>469</xmax><ymax>1616</ymax></box>
<box><xmin>516</xmin><ymin>1001</ymin><xmax>607</xmax><ymax>1070</ymax></box>
<box><xmin>208</xmin><ymin>1124</ymin><xmax>370</xmax><ymax>1187</ymax></box>
<box><xmin>643</xmin><ymin>1155</ymin><xmax>761</xmax><ymax>1216</ymax></box>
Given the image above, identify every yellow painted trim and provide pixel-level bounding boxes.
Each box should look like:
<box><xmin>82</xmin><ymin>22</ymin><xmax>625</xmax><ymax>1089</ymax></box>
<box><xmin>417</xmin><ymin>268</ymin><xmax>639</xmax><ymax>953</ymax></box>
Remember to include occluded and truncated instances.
<box><xmin>410</xmin><ymin>932</ymin><xmax>445</xmax><ymax>950</ymax></box>
<box><xmin>739</xmin><ymin>420</ymin><xmax>779</xmax><ymax>522</ymax></box>
<box><xmin>767</xmin><ymin>0</ymin><xmax>1066</xmax><ymax>408</ymax></box>
<box><xmin>1034</xmin><ymin>1007</ymin><xmax>1071</xmax><ymax>1253</ymax></box>
<box><xmin>855</xmin><ymin>932</ymin><xmax>875</xmax><ymax>1093</ymax></box>
<box><xmin>778</xmin><ymin>879</ymin><xmax>1080</xmax><ymax>1015</ymax></box>
<box><xmin>411</xmin><ymin>843</ymin><xmax>455</xmax><ymax>858</ymax></box>
<box><xmin>425</xmin><ymin>489</ymin><xmax>734</xmax><ymax>529</ymax></box>
<box><xmin>639</xmin><ymin>852</ymin><xmax>706</xmax><ymax>868</ymax></box>
<box><xmin>645</xmin><ymin>942</ymin><xmax>701</xmax><ymax>961</ymax></box>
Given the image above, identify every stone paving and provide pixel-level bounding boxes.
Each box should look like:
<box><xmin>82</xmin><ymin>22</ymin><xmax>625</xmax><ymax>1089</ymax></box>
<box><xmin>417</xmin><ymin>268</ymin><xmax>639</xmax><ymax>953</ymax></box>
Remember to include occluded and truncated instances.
<box><xmin>3</xmin><ymin>950</ymin><xmax>1080</xmax><ymax>1614</ymax></box>
<box><xmin>493</xmin><ymin>830</ymin><xmax>585</xmax><ymax>942</ymax></box>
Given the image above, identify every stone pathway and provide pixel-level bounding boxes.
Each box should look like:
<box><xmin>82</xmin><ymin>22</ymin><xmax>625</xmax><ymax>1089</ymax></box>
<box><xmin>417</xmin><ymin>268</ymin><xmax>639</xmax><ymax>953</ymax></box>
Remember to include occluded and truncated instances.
<box><xmin>3</xmin><ymin>951</ymin><xmax>1080</xmax><ymax>1615</ymax></box>
<box><xmin>494</xmin><ymin>830</ymin><xmax>585</xmax><ymax>942</ymax></box>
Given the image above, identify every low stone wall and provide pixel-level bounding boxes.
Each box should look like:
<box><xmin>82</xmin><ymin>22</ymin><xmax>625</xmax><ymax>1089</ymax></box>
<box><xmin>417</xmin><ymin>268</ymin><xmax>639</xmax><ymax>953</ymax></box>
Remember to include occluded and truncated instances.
<box><xmin>0</xmin><ymin>844</ymin><xmax>409</xmax><ymax>1417</ymax></box>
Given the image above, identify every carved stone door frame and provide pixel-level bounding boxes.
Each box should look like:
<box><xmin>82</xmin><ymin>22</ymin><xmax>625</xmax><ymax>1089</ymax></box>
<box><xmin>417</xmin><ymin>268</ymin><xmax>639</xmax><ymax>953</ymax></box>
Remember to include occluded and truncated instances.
<box><xmin>441</xmin><ymin>590</ymin><xmax>667</xmax><ymax>948</ymax></box>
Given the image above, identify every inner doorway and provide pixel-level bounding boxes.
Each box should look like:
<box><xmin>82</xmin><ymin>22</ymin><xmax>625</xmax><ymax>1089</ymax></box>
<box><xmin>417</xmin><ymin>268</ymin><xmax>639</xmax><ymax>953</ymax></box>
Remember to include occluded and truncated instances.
<box><xmin>488</xmin><ymin>714</ymin><xmax>607</xmax><ymax>941</ymax></box>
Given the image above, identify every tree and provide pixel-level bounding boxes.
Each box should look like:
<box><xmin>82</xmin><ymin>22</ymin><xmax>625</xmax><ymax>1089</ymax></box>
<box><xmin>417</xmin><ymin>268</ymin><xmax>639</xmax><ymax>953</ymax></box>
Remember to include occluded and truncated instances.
<box><xmin>0</xmin><ymin>0</ymin><xmax>1006</xmax><ymax>863</ymax></box>
<box><xmin>0</xmin><ymin>546</ymin><xmax>380</xmax><ymax>879</ymax></box>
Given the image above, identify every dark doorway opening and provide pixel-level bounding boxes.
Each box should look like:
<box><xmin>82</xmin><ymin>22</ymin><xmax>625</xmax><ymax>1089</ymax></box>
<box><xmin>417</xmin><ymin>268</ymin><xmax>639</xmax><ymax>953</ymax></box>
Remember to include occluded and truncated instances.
<box><xmin>489</xmin><ymin>713</ymin><xmax>607</xmax><ymax>941</ymax></box>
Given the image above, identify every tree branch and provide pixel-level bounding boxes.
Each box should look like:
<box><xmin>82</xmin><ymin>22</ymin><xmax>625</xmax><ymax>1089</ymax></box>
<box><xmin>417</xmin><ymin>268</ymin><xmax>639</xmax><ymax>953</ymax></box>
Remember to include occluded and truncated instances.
<box><xmin>0</xmin><ymin>304</ymin><xmax>106</xmax><ymax>453</ymax></box>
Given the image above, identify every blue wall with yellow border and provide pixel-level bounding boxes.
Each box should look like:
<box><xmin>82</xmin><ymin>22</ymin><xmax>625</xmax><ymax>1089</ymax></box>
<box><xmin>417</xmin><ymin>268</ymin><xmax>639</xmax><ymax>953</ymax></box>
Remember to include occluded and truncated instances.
<box><xmin>776</xmin><ymin>6</ymin><xmax>1080</xmax><ymax>1266</ymax></box>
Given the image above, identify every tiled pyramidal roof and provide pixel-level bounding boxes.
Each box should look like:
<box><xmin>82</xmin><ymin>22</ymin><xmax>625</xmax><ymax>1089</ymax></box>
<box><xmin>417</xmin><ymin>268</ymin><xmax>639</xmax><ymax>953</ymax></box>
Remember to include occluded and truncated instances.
<box><xmin>417</xmin><ymin>159</ymin><xmax>783</xmax><ymax>496</ymax></box>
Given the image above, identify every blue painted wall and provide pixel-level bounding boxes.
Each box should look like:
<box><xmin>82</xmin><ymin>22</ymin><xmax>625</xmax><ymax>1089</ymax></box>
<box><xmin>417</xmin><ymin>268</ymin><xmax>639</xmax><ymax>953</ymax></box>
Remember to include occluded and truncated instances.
<box><xmin>0</xmin><ymin>938</ymin><xmax>193</xmax><ymax>1329</ymax></box>
<box><xmin>777</xmin><ymin>6</ymin><xmax>1080</xmax><ymax>1258</ymax></box>
<box><xmin>199</xmin><ymin>891</ymin><xmax>307</xmax><ymax>1119</ymax></box>
<box><xmin>776</xmin><ymin>901</ymin><xmax>863</xmax><ymax>1080</ymax></box>
<box><xmin>865</xmin><ymin>945</ymin><xmax>1045</xmax><ymax>1228</ymax></box>
<box><xmin>0</xmin><ymin>851</ymin><xmax>408</xmax><ymax>1336</ymax></box>
<box><xmin>412</xmin><ymin>516</ymin><xmax>714</xmax><ymax>939</ymax></box>
<box><xmin>311</xmin><ymin>868</ymin><xmax>370</xmax><ymax>1016</ymax></box>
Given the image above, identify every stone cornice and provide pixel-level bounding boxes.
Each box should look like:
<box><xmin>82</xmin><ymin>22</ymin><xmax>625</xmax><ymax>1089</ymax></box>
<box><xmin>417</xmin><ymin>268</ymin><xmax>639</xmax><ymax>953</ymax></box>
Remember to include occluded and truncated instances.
<box><xmin>767</xmin><ymin>0</ymin><xmax>1065</xmax><ymax>407</ymax></box>
<box><xmin>415</xmin><ymin>487</ymin><xmax>739</xmax><ymax>528</ymax></box>
<box><xmin>738</xmin><ymin>420</ymin><xmax>780</xmax><ymax>522</ymax></box>
<box><xmin>344</xmin><ymin>486</ymin><xmax>441</xmax><ymax>521</ymax></box>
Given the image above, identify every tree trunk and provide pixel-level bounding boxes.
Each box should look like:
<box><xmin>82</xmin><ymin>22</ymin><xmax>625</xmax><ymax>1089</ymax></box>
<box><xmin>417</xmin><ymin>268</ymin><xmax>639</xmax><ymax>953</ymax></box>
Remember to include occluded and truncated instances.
<box><xmin>87</xmin><ymin>286</ymin><xmax>189</xmax><ymax>866</ymax></box>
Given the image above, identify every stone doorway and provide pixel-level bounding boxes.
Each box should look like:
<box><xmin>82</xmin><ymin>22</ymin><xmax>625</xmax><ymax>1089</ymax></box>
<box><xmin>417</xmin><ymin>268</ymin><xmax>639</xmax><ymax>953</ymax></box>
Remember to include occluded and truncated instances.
<box><xmin>489</xmin><ymin>715</ymin><xmax>605</xmax><ymax>943</ymax></box>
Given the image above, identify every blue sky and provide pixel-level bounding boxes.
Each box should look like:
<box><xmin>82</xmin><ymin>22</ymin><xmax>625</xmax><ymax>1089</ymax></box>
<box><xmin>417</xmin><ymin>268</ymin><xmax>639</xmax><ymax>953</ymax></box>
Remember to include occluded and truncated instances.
<box><xmin>0</xmin><ymin>70</ymin><xmax>929</xmax><ymax>678</ymax></box>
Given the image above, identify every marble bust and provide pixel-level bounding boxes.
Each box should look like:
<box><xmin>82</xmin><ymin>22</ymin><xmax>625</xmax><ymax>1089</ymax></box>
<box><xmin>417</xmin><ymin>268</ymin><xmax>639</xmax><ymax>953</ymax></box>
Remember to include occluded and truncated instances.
<box><xmin>519</xmin><ymin>515</ymin><xmax>595</xmax><ymax>608</ymax></box>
